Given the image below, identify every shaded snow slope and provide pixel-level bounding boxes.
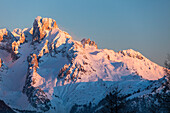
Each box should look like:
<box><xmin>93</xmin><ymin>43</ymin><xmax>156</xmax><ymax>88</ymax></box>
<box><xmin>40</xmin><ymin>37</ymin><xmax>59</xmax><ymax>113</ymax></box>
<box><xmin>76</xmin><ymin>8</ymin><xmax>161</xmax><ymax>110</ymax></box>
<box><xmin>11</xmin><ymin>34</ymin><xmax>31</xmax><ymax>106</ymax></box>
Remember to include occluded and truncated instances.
<box><xmin>0</xmin><ymin>16</ymin><xmax>167</xmax><ymax>112</ymax></box>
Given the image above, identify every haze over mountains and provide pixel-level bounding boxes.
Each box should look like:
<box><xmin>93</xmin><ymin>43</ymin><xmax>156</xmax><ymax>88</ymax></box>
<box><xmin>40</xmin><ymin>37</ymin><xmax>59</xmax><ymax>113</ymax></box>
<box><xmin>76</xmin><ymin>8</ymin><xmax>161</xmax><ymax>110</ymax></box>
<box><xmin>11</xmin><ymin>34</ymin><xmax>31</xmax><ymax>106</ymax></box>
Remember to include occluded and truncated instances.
<box><xmin>0</xmin><ymin>16</ymin><xmax>169</xmax><ymax>113</ymax></box>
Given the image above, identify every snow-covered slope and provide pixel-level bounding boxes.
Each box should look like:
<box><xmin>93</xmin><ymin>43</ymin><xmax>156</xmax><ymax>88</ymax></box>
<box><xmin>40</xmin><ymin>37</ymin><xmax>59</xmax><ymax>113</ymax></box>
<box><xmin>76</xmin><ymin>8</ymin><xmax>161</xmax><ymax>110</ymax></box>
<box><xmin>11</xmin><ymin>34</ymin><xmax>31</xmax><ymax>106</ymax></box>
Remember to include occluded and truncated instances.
<box><xmin>0</xmin><ymin>16</ymin><xmax>168</xmax><ymax>113</ymax></box>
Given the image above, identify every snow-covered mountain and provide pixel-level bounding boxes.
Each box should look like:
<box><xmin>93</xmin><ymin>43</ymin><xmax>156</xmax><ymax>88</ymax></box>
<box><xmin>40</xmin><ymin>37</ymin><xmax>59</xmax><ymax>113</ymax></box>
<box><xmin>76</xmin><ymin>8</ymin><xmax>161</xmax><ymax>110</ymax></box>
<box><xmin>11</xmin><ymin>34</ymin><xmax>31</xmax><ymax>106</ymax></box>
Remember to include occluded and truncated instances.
<box><xmin>0</xmin><ymin>16</ymin><xmax>169</xmax><ymax>113</ymax></box>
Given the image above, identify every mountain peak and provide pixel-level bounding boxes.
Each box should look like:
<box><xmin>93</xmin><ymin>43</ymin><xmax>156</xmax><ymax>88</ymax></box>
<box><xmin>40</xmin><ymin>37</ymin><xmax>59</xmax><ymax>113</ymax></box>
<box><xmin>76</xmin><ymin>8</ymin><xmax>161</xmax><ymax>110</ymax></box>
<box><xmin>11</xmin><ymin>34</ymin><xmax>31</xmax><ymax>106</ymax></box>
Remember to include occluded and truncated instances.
<box><xmin>0</xmin><ymin>16</ymin><xmax>168</xmax><ymax>113</ymax></box>
<box><xmin>34</xmin><ymin>16</ymin><xmax>58</xmax><ymax>30</ymax></box>
<box><xmin>33</xmin><ymin>16</ymin><xmax>58</xmax><ymax>42</ymax></box>
<box><xmin>0</xmin><ymin>28</ymin><xmax>13</xmax><ymax>42</ymax></box>
<box><xmin>12</xmin><ymin>28</ymin><xmax>22</xmax><ymax>35</ymax></box>
<box><xmin>81</xmin><ymin>38</ymin><xmax>97</xmax><ymax>48</ymax></box>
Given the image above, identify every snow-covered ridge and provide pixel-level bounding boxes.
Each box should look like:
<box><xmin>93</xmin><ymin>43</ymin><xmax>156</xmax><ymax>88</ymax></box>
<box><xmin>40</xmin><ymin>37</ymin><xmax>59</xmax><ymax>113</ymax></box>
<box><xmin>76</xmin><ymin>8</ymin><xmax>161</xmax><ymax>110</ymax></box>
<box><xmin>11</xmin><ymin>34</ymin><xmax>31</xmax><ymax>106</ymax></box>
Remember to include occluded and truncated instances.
<box><xmin>0</xmin><ymin>16</ymin><xmax>168</xmax><ymax>112</ymax></box>
<box><xmin>119</xmin><ymin>49</ymin><xmax>144</xmax><ymax>60</ymax></box>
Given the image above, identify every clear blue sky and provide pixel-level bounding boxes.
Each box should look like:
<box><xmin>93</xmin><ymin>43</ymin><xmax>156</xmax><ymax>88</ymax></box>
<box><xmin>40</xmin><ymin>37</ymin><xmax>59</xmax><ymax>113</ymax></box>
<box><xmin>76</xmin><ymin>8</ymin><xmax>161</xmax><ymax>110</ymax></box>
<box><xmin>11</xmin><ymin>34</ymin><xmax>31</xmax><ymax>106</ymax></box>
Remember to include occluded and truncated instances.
<box><xmin>0</xmin><ymin>0</ymin><xmax>170</xmax><ymax>66</ymax></box>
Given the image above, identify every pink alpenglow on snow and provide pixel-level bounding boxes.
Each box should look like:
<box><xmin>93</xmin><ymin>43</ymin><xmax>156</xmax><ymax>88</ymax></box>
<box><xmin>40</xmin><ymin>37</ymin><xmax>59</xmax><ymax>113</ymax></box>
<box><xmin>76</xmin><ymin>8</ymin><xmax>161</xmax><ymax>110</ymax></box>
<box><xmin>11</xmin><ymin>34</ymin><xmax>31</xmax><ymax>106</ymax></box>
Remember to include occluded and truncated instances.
<box><xmin>0</xmin><ymin>16</ymin><xmax>169</xmax><ymax>113</ymax></box>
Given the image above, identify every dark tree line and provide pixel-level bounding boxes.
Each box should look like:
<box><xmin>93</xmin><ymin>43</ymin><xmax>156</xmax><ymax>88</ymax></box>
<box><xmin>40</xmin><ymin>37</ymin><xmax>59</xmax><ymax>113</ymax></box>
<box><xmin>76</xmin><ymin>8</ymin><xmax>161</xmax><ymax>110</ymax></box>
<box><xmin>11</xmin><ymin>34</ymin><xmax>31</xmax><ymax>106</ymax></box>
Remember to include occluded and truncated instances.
<box><xmin>70</xmin><ymin>87</ymin><xmax>127</xmax><ymax>113</ymax></box>
<box><xmin>96</xmin><ymin>87</ymin><xmax>126</xmax><ymax>113</ymax></box>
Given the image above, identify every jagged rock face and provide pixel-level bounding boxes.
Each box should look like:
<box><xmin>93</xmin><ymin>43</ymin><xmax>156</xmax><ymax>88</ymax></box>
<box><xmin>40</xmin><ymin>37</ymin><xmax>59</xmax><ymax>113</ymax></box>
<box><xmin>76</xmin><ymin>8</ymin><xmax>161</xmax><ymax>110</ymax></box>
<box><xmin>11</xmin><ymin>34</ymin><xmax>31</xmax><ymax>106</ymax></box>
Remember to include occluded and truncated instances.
<box><xmin>31</xmin><ymin>54</ymin><xmax>39</xmax><ymax>72</ymax></box>
<box><xmin>81</xmin><ymin>38</ymin><xmax>97</xmax><ymax>48</ymax></box>
<box><xmin>19</xmin><ymin>33</ymin><xmax>26</xmax><ymax>44</ymax></box>
<box><xmin>21</xmin><ymin>28</ymin><xmax>33</xmax><ymax>42</ymax></box>
<box><xmin>22</xmin><ymin>17</ymin><xmax>75</xmax><ymax>111</ymax></box>
<box><xmin>0</xmin><ymin>28</ymin><xmax>20</xmax><ymax>60</ymax></box>
<box><xmin>0</xmin><ymin>58</ymin><xmax>8</xmax><ymax>78</ymax></box>
<box><xmin>22</xmin><ymin>86</ymin><xmax>51</xmax><ymax>112</ymax></box>
<box><xmin>12</xmin><ymin>28</ymin><xmax>22</xmax><ymax>35</ymax></box>
<box><xmin>23</xmin><ymin>54</ymin><xmax>51</xmax><ymax>112</ymax></box>
<box><xmin>0</xmin><ymin>28</ymin><xmax>25</xmax><ymax>60</ymax></box>
<box><xmin>12</xmin><ymin>28</ymin><xmax>30</xmax><ymax>43</ymax></box>
<box><xmin>33</xmin><ymin>16</ymin><xmax>58</xmax><ymax>42</ymax></box>
<box><xmin>57</xmin><ymin>63</ymin><xmax>86</xmax><ymax>84</ymax></box>
<box><xmin>0</xmin><ymin>28</ymin><xmax>12</xmax><ymax>42</ymax></box>
<box><xmin>0</xmin><ymin>28</ymin><xmax>14</xmax><ymax>52</ymax></box>
<box><xmin>119</xmin><ymin>49</ymin><xmax>144</xmax><ymax>60</ymax></box>
<box><xmin>11</xmin><ymin>32</ymin><xmax>26</xmax><ymax>58</ymax></box>
<box><xmin>11</xmin><ymin>41</ymin><xmax>19</xmax><ymax>54</ymax></box>
<box><xmin>38</xmin><ymin>40</ymin><xmax>49</xmax><ymax>57</ymax></box>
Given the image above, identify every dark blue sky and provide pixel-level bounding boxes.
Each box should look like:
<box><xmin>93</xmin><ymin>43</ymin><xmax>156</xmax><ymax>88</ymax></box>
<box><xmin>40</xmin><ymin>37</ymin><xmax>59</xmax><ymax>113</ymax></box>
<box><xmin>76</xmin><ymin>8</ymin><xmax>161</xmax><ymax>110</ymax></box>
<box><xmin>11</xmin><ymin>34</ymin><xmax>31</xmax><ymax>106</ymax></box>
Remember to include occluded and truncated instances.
<box><xmin>0</xmin><ymin>0</ymin><xmax>170</xmax><ymax>66</ymax></box>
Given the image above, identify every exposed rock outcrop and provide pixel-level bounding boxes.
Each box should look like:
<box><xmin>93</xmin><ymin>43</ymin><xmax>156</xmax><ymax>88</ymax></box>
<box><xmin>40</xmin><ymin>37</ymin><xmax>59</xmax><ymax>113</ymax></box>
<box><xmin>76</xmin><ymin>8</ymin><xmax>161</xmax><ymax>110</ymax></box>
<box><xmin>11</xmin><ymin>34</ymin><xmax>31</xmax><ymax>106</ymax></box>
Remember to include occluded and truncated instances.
<box><xmin>22</xmin><ymin>85</ymin><xmax>51</xmax><ymax>112</ymax></box>
<box><xmin>0</xmin><ymin>28</ymin><xmax>21</xmax><ymax>60</ymax></box>
<box><xmin>12</xmin><ymin>41</ymin><xmax>19</xmax><ymax>54</ymax></box>
<box><xmin>0</xmin><ymin>58</ymin><xmax>8</xmax><ymax>72</ymax></box>
<box><xmin>33</xmin><ymin>16</ymin><xmax>58</xmax><ymax>42</ymax></box>
<box><xmin>23</xmin><ymin>54</ymin><xmax>51</xmax><ymax>112</ymax></box>
<box><xmin>19</xmin><ymin>33</ymin><xmax>25</xmax><ymax>44</ymax></box>
<box><xmin>22</xmin><ymin>17</ymin><xmax>77</xmax><ymax>111</ymax></box>
<box><xmin>12</xmin><ymin>28</ymin><xmax>22</xmax><ymax>35</ymax></box>
<box><xmin>81</xmin><ymin>38</ymin><xmax>97</xmax><ymax>49</ymax></box>
<box><xmin>38</xmin><ymin>40</ymin><xmax>49</xmax><ymax>57</ymax></box>
<box><xmin>31</xmin><ymin>54</ymin><xmax>39</xmax><ymax>72</ymax></box>
<box><xmin>119</xmin><ymin>49</ymin><xmax>144</xmax><ymax>60</ymax></box>
<box><xmin>0</xmin><ymin>28</ymin><xmax>14</xmax><ymax>52</ymax></box>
